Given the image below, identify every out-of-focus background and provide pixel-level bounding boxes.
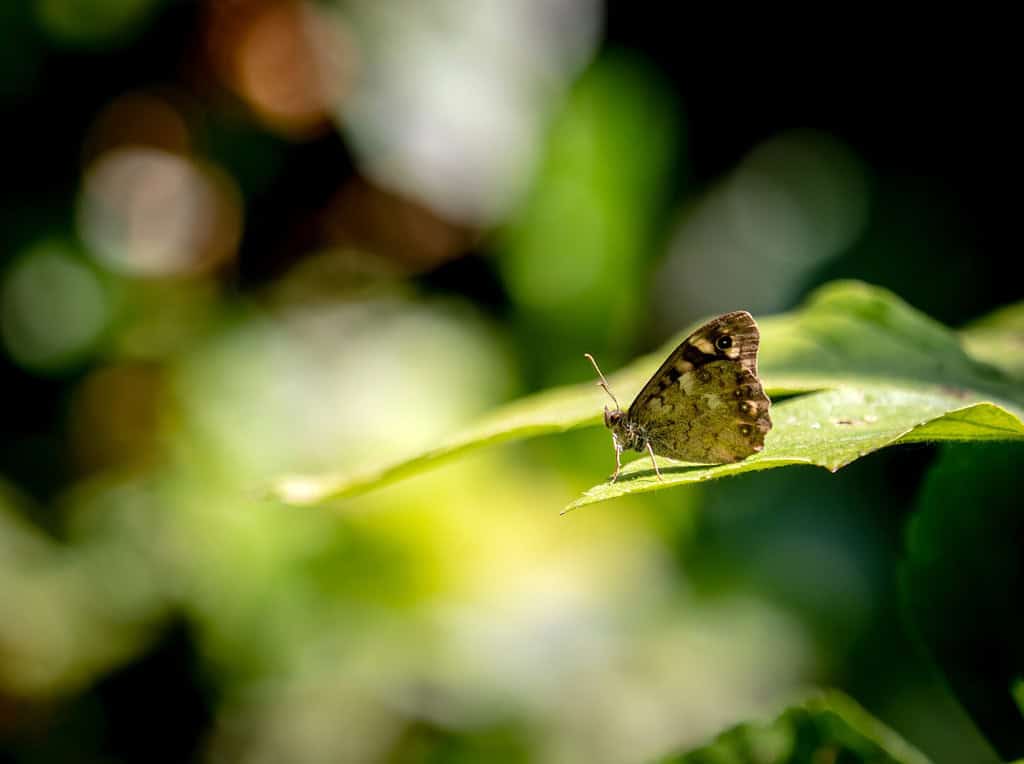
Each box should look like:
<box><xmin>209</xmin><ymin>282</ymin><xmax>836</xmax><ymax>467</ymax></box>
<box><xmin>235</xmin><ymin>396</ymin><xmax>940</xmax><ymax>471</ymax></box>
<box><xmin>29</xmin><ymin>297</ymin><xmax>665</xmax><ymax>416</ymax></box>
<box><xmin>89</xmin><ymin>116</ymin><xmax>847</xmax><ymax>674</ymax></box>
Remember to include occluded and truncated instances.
<box><xmin>1</xmin><ymin>3</ymin><xmax>1019</xmax><ymax>762</ymax></box>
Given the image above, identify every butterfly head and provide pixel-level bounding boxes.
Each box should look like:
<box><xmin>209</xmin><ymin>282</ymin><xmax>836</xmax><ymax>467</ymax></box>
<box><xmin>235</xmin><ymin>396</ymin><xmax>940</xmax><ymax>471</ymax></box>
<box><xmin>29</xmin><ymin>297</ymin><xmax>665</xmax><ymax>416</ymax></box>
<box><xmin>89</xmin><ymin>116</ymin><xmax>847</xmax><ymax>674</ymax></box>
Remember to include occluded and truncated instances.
<box><xmin>586</xmin><ymin>353</ymin><xmax>645</xmax><ymax>451</ymax></box>
<box><xmin>604</xmin><ymin>407</ymin><xmax>624</xmax><ymax>429</ymax></box>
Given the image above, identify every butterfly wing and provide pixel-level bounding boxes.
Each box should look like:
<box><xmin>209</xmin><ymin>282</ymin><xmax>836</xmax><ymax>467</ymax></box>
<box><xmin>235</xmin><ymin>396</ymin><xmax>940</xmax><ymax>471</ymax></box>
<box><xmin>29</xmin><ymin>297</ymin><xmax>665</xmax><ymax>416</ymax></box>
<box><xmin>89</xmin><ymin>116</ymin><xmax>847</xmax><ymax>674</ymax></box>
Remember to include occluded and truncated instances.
<box><xmin>627</xmin><ymin>311</ymin><xmax>771</xmax><ymax>463</ymax></box>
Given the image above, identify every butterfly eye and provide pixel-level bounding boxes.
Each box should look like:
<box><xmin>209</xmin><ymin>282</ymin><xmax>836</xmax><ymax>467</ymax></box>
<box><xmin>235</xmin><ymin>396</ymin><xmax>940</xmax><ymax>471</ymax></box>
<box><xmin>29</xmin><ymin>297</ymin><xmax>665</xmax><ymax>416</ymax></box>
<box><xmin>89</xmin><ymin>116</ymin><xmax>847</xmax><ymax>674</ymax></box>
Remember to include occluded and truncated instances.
<box><xmin>715</xmin><ymin>335</ymin><xmax>732</xmax><ymax>351</ymax></box>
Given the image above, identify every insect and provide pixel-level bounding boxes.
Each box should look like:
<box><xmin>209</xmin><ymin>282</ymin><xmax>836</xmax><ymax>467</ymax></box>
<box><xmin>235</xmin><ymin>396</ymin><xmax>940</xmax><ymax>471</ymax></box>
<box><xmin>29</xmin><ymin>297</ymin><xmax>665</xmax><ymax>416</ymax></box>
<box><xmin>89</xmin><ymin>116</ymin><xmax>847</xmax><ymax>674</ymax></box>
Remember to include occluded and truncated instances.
<box><xmin>586</xmin><ymin>311</ymin><xmax>771</xmax><ymax>482</ymax></box>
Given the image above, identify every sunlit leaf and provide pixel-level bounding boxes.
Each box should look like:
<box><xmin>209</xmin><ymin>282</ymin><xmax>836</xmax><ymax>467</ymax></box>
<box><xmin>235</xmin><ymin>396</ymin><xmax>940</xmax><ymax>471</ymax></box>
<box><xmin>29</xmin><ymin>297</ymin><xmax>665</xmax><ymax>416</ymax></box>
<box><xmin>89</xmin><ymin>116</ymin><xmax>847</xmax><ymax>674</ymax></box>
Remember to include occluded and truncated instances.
<box><xmin>663</xmin><ymin>689</ymin><xmax>932</xmax><ymax>764</ymax></box>
<box><xmin>565</xmin><ymin>389</ymin><xmax>1023</xmax><ymax>512</ymax></box>
<box><xmin>272</xmin><ymin>281</ymin><xmax>1024</xmax><ymax>507</ymax></box>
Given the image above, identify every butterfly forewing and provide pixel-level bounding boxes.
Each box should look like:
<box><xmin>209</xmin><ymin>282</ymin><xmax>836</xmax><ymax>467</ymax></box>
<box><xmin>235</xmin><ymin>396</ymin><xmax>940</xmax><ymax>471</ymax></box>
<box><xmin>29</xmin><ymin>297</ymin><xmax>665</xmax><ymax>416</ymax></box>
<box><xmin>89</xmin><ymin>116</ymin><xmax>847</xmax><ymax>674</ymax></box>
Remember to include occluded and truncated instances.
<box><xmin>626</xmin><ymin>311</ymin><xmax>771</xmax><ymax>464</ymax></box>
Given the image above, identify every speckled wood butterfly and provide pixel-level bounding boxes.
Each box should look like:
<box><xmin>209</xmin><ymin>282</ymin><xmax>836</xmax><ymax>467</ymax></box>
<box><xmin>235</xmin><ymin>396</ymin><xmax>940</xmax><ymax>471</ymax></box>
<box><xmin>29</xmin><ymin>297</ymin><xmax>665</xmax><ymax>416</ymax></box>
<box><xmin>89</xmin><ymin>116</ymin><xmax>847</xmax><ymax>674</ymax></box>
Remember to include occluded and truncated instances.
<box><xmin>586</xmin><ymin>311</ymin><xmax>771</xmax><ymax>482</ymax></box>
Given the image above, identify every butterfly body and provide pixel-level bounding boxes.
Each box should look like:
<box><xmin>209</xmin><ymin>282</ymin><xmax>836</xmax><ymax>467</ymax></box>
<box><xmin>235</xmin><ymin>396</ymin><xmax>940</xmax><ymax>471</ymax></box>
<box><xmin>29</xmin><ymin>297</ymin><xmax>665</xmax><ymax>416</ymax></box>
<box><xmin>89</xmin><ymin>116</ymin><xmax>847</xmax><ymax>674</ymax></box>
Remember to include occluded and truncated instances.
<box><xmin>603</xmin><ymin>407</ymin><xmax>646</xmax><ymax>455</ymax></box>
<box><xmin>589</xmin><ymin>311</ymin><xmax>771</xmax><ymax>481</ymax></box>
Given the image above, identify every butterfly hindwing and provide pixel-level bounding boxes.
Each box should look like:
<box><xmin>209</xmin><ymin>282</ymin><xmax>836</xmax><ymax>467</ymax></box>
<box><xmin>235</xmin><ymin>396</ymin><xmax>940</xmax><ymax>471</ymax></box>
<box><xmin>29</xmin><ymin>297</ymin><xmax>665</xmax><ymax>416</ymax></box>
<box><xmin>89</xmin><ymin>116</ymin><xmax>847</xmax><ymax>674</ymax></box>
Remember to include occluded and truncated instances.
<box><xmin>626</xmin><ymin>311</ymin><xmax>771</xmax><ymax>464</ymax></box>
<box><xmin>636</xmin><ymin>362</ymin><xmax>771</xmax><ymax>462</ymax></box>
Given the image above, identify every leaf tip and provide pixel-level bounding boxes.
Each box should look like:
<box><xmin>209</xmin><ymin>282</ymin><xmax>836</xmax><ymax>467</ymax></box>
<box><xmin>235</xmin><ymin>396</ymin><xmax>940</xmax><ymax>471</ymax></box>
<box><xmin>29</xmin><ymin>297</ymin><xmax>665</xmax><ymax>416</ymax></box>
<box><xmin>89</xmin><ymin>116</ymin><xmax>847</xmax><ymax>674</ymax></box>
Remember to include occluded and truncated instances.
<box><xmin>560</xmin><ymin>498</ymin><xmax>585</xmax><ymax>515</ymax></box>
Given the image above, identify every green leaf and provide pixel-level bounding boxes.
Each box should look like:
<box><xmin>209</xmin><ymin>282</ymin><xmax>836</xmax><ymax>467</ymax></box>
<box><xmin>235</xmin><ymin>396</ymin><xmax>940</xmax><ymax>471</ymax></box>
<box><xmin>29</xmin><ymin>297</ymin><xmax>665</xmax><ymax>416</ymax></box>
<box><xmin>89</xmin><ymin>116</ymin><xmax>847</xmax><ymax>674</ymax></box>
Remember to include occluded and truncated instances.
<box><xmin>564</xmin><ymin>389</ymin><xmax>1024</xmax><ymax>512</ymax></box>
<box><xmin>271</xmin><ymin>281</ymin><xmax>1024</xmax><ymax>507</ymax></box>
<box><xmin>662</xmin><ymin>689</ymin><xmax>932</xmax><ymax>763</ymax></box>
<box><xmin>272</xmin><ymin>380</ymin><xmax>610</xmax><ymax>506</ymax></box>
<box><xmin>901</xmin><ymin>443</ymin><xmax>1024</xmax><ymax>759</ymax></box>
<box><xmin>960</xmin><ymin>299</ymin><xmax>1024</xmax><ymax>380</ymax></box>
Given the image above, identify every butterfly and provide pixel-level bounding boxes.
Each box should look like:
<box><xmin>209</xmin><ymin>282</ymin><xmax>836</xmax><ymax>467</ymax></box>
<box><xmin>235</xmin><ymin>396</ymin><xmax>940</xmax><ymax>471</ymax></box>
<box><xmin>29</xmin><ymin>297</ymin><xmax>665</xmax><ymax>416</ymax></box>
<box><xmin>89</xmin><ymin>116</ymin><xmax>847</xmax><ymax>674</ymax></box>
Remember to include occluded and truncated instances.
<box><xmin>586</xmin><ymin>311</ymin><xmax>771</xmax><ymax>482</ymax></box>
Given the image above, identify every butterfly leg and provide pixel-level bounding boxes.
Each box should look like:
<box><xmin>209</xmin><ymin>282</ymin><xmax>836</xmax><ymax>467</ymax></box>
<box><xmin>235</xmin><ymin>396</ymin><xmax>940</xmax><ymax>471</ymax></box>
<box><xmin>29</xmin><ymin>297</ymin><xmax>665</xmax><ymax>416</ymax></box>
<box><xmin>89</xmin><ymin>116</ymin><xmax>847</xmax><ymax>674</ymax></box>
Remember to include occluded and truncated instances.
<box><xmin>610</xmin><ymin>435</ymin><xmax>623</xmax><ymax>482</ymax></box>
<box><xmin>646</xmin><ymin>441</ymin><xmax>663</xmax><ymax>481</ymax></box>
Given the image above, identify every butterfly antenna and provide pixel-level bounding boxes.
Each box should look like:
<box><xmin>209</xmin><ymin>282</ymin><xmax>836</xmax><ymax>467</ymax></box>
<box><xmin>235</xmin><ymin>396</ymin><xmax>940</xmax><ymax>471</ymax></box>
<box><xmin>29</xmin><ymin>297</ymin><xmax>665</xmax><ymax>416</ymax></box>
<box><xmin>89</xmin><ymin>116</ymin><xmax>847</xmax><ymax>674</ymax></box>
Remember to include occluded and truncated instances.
<box><xmin>584</xmin><ymin>353</ymin><xmax>620</xmax><ymax>410</ymax></box>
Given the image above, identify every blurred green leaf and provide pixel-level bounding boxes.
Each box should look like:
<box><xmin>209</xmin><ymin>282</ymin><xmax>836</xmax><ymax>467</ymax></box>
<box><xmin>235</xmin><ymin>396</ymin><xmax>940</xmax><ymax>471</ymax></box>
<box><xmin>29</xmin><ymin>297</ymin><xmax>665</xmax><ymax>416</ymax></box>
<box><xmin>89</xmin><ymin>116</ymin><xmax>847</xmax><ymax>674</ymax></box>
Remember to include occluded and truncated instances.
<box><xmin>960</xmin><ymin>299</ymin><xmax>1024</xmax><ymax>380</ymax></box>
<box><xmin>901</xmin><ymin>443</ymin><xmax>1024</xmax><ymax>759</ymax></box>
<box><xmin>272</xmin><ymin>281</ymin><xmax>1024</xmax><ymax>507</ymax></box>
<box><xmin>498</xmin><ymin>52</ymin><xmax>681</xmax><ymax>383</ymax></box>
<box><xmin>663</xmin><ymin>689</ymin><xmax>932</xmax><ymax>764</ymax></box>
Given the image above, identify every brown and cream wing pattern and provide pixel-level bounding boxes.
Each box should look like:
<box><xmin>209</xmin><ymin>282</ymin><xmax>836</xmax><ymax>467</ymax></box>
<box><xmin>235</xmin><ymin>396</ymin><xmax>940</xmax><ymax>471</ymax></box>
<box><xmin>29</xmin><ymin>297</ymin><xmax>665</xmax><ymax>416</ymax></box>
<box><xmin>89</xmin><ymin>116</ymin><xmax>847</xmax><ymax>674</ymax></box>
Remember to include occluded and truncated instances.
<box><xmin>627</xmin><ymin>311</ymin><xmax>771</xmax><ymax>463</ymax></box>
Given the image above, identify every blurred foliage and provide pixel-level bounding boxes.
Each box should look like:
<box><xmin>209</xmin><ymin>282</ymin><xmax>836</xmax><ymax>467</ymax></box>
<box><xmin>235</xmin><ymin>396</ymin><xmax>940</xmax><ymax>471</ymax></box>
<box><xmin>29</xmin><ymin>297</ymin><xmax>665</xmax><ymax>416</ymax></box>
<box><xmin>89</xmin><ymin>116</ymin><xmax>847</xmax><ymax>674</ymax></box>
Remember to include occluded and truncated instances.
<box><xmin>498</xmin><ymin>52</ymin><xmax>681</xmax><ymax>384</ymax></box>
<box><xmin>665</xmin><ymin>691</ymin><xmax>931</xmax><ymax>764</ymax></box>
<box><xmin>902</xmin><ymin>443</ymin><xmax>1024</xmax><ymax>759</ymax></box>
<box><xmin>961</xmin><ymin>301</ymin><xmax>1024</xmax><ymax>381</ymax></box>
